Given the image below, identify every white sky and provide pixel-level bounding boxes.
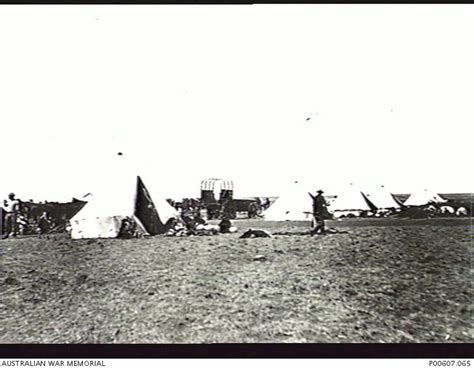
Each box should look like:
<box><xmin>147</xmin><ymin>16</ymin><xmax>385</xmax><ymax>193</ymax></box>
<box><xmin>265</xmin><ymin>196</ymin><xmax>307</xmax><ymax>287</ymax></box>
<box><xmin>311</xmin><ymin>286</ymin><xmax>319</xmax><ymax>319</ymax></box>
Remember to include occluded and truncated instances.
<box><xmin>0</xmin><ymin>5</ymin><xmax>472</xmax><ymax>202</ymax></box>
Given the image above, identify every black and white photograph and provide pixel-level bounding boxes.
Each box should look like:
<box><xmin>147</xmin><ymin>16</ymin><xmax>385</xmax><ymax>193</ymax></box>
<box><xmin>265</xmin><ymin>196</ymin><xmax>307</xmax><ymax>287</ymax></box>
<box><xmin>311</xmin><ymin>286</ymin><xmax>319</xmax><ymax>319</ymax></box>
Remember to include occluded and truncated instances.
<box><xmin>0</xmin><ymin>4</ymin><xmax>472</xmax><ymax>347</ymax></box>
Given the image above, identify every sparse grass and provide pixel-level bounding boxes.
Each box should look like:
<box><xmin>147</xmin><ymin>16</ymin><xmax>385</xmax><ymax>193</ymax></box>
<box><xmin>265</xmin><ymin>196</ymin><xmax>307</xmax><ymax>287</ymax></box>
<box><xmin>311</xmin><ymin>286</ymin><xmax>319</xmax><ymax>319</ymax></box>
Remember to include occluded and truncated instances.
<box><xmin>0</xmin><ymin>218</ymin><xmax>471</xmax><ymax>343</ymax></box>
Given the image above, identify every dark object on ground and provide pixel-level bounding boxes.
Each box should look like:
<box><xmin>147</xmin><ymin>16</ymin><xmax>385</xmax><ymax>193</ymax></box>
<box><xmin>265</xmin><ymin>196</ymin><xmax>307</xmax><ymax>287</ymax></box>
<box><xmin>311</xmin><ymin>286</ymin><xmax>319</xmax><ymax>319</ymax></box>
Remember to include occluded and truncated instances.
<box><xmin>253</xmin><ymin>254</ymin><xmax>267</xmax><ymax>261</ymax></box>
<box><xmin>219</xmin><ymin>219</ymin><xmax>232</xmax><ymax>233</ymax></box>
<box><xmin>240</xmin><ymin>229</ymin><xmax>272</xmax><ymax>238</ymax></box>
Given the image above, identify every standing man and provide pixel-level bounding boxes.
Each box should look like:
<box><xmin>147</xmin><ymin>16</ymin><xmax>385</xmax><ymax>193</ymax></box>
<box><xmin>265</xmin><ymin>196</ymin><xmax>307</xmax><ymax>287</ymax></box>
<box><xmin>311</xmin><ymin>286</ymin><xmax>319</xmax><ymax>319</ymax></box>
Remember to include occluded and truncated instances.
<box><xmin>3</xmin><ymin>193</ymin><xmax>21</xmax><ymax>237</ymax></box>
<box><xmin>309</xmin><ymin>189</ymin><xmax>328</xmax><ymax>235</ymax></box>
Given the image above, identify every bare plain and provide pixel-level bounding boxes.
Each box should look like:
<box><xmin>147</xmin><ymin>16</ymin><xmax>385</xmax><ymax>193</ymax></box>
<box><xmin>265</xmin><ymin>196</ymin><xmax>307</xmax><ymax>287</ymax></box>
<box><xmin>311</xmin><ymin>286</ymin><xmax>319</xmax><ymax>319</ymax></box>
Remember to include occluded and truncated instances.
<box><xmin>0</xmin><ymin>218</ymin><xmax>471</xmax><ymax>343</ymax></box>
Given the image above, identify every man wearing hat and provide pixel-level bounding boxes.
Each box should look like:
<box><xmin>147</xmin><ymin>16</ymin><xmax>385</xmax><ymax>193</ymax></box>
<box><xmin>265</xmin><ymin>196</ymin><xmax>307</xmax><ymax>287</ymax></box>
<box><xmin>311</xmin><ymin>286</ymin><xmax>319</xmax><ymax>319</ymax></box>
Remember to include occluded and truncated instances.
<box><xmin>3</xmin><ymin>193</ymin><xmax>21</xmax><ymax>237</ymax></box>
<box><xmin>309</xmin><ymin>190</ymin><xmax>328</xmax><ymax>235</ymax></box>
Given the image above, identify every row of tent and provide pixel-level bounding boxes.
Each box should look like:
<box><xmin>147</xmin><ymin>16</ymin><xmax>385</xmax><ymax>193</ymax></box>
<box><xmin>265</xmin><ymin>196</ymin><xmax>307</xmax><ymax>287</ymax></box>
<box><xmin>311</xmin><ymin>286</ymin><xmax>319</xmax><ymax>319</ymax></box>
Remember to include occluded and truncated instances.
<box><xmin>68</xmin><ymin>174</ymin><xmax>450</xmax><ymax>239</ymax></box>
<box><xmin>264</xmin><ymin>182</ymin><xmax>448</xmax><ymax>221</ymax></box>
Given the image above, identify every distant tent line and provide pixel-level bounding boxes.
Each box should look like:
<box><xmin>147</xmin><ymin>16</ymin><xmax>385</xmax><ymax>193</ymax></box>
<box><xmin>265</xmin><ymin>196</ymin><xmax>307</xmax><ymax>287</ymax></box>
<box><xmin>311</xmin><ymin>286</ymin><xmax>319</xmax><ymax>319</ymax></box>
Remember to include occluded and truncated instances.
<box><xmin>2</xmin><ymin>145</ymin><xmax>462</xmax><ymax>235</ymax></box>
<box><xmin>1</xmin><ymin>174</ymin><xmax>460</xmax><ymax>239</ymax></box>
<box><xmin>262</xmin><ymin>184</ymin><xmax>449</xmax><ymax>221</ymax></box>
<box><xmin>56</xmin><ymin>186</ymin><xmax>453</xmax><ymax>228</ymax></box>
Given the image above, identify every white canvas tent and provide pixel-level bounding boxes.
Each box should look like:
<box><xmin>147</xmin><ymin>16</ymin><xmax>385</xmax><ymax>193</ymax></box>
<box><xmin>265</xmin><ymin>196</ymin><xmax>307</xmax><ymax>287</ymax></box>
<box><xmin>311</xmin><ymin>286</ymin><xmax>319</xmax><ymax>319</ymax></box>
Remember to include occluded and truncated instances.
<box><xmin>70</xmin><ymin>174</ymin><xmax>178</xmax><ymax>239</ymax></box>
<box><xmin>404</xmin><ymin>189</ymin><xmax>447</xmax><ymax>207</ymax></box>
<box><xmin>328</xmin><ymin>184</ymin><xmax>375</xmax><ymax>216</ymax></box>
<box><xmin>264</xmin><ymin>181</ymin><xmax>314</xmax><ymax>221</ymax></box>
<box><xmin>364</xmin><ymin>185</ymin><xmax>402</xmax><ymax>210</ymax></box>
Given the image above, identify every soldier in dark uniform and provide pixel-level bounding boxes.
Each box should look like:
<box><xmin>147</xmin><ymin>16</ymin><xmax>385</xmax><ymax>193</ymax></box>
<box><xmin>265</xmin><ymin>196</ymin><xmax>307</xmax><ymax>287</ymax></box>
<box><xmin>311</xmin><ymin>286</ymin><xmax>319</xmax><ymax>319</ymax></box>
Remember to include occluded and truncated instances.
<box><xmin>309</xmin><ymin>190</ymin><xmax>328</xmax><ymax>235</ymax></box>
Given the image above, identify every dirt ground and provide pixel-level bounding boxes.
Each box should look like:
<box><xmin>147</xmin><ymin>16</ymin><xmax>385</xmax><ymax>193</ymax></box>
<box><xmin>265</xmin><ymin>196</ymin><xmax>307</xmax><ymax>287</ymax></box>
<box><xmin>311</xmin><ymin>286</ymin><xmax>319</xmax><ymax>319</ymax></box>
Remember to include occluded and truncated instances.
<box><xmin>0</xmin><ymin>218</ymin><xmax>472</xmax><ymax>343</ymax></box>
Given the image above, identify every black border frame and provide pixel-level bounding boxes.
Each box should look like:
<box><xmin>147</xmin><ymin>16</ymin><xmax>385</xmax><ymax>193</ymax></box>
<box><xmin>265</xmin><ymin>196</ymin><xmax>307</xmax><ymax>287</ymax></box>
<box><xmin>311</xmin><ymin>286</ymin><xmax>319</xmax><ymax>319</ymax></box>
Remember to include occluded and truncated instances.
<box><xmin>0</xmin><ymin>344</ymin><xmax>473</xmax><ymax>358</ymax></box>
<box><xmin>0</xmin><ymin>1</ymin><xmax>472</xmax><ymax>360</ymax></box>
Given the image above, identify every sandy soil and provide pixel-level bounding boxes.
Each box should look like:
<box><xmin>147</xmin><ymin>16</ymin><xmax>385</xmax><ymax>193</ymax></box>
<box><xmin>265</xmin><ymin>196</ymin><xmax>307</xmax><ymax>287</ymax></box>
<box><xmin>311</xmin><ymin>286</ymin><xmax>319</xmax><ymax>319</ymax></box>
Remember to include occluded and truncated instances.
<box><xmin>0</xmin><ymin>218</ymin><xmax>471</xmax><ymax>343</ymax></box>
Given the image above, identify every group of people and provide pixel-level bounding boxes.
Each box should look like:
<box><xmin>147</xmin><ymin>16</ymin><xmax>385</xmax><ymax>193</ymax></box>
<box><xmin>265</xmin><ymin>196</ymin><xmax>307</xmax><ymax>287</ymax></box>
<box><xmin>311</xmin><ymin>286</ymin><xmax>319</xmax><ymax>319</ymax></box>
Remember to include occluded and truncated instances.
<box><xmin>1</xmin><ymin>192</ymin><xmax>55</xmax><ymax>238</ymax></box>
<box><xmin>165</xmin><ymin>211</ymin><xmax>237</xmax><ymax>237</ymax></box>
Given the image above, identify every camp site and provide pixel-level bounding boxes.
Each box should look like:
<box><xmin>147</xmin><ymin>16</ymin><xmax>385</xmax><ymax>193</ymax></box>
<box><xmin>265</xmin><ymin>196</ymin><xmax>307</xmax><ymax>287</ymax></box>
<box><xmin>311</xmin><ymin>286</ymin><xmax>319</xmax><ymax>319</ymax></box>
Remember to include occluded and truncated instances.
<box><xmin>0</xmin><ymin>5</ymin><xmax>472</xmax><ymax>345</ymax></box>
<box><xmin>1</xmin><ymin>169</ymin><xmax>471</xmax><ymax>343</ymax></box>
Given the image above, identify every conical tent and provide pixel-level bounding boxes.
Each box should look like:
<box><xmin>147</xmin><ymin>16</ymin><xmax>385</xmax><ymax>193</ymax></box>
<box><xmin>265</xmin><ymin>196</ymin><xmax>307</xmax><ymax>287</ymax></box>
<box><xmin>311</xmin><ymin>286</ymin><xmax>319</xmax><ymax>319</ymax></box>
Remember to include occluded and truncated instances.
<box><xmin>329</xmin><ymin>184</ymin><xmax>375</xmax><ymax>212</ymax></box>
<box><xmin>364</xmin><ymin>185</ymin><xmax>402</xmax><ymax>210</ymax></box>
<box><xmin>404</xmin><ymin>189</ymin><xmax>447</xmax><ymax>206</ymax></box>
<box><xmin>264</xmin><ymin>181</ymin><xmax>314</xmax><ymax>221</ymax></box>
<box><xmin>140</xmin><ymin>175</ymin><xmax>180</xmax><ymax>231</ymax></box>
<box><xmin>70</xmin><ymin>174</ymin><xmax>178</xmax><ymax>239</ymax></box>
